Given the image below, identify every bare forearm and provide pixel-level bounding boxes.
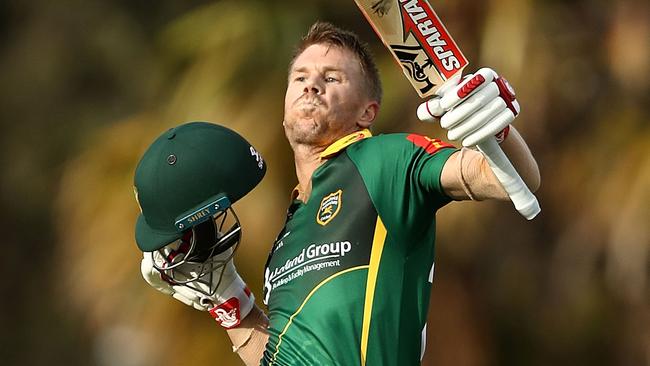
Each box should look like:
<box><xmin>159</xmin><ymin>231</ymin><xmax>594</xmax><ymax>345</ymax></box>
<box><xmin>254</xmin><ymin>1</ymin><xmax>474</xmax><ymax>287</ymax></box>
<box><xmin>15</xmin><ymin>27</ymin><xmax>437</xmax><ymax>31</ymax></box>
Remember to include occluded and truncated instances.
<box><xmin>441</xmin><ymin>127</ymin><xmax>540</xmax><ymax>201</ymax></box>
<box><xmin>497</xmin><ymin>126</ymin><xmax>540</xmax><ymax>192</ymax></box>
<box><xmin>471</xmin><ymin>127</ymin><xmax>540</xmax><ymax>200</ymax></box>
<box><xmin>473</xmin><ymin>126</ymin><xmax>540</xmax><ymax>200</ymax></box>
<box><xmin>227</xmin><ymin>305</ymin><xmax>269</xmax><ymax>365</ymax></box>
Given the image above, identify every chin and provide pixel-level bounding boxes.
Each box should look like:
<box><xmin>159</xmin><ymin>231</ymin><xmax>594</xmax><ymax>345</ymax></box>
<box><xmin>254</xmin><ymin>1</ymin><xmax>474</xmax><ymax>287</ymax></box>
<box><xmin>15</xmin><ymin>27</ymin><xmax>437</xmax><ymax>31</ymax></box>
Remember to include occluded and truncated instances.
<box><xmin>287</xmin><ymin>123</ymin><xmax>328</xmax><ymax>146</ymax></box>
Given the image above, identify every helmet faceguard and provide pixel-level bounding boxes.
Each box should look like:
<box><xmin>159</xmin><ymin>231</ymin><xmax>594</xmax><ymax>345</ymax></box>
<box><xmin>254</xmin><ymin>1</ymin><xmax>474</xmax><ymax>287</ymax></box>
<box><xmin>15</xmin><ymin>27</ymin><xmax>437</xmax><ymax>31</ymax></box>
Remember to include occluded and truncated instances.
<box><xmin>151</xmin><ymin>206</ymin><xmax>242</xmax><ymax>297</ymax></box>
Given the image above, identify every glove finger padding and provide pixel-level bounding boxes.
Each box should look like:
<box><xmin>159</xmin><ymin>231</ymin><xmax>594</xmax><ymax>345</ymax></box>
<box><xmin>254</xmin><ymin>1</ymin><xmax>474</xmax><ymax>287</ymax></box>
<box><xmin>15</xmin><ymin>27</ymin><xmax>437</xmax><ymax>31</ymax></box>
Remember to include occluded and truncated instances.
<box><xmin>441</xmin><ymin>83</ymin><xmax>500</xmax><ymax>129</ymax></box>
<box><xmin>462</xmin><ymin>108</ymin><xmax>515</xmax><ymax>147</ymax></box>
<box><xmin>447</xmin><ymin>97</ymin><xmax>505</xmax><ymax>141</ymax></box>
<box><xmin>440</xmin><ymin>68</ymin><xmax>497</xmax><ymax>111</ymax></box>
<box><xmin>141</xmin><ymin>253</ymin><xmax>175</xmax><ymax>296</ymax></box>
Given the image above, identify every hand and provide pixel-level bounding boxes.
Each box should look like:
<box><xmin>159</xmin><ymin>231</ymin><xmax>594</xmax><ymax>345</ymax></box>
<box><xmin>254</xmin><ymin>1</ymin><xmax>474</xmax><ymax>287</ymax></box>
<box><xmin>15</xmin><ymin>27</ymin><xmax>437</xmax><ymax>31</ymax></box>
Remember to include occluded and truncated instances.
<box><xmin>141</xmin><ymin>247</ymin><xmax>255</xmax><ymax>328</ymax></box>
<box><xmin>417</xmin><ymin>68</ymin><xmax>520</xmax><ymax>147</ymax></box>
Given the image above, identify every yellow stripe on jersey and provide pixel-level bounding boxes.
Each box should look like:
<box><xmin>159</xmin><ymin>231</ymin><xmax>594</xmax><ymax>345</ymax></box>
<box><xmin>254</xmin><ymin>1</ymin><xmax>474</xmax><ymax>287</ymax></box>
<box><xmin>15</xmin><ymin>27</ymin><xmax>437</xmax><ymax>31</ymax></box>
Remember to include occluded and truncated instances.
<box><xmin>360</xmin><ymin>217</ymin><xmax>388</xmax><ymax>366</ymax></box>
<box><xmin>270</xmin><ymin>265</ymin><xmax>369</xmax><ymax>365</ymax></box>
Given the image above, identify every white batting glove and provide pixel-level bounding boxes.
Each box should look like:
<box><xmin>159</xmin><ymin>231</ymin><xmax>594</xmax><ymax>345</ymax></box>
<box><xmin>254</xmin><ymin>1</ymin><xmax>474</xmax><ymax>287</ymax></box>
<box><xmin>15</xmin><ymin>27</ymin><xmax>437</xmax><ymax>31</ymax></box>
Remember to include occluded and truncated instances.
<box><xmin>417</xmin><ymin>68</ymin><xmax>519</xmax><ymax>147</ymax></box>
<box><xmin>141</xmin><ymin>247</ymin><xmax>254</xmax><ymax>329</ymax></box>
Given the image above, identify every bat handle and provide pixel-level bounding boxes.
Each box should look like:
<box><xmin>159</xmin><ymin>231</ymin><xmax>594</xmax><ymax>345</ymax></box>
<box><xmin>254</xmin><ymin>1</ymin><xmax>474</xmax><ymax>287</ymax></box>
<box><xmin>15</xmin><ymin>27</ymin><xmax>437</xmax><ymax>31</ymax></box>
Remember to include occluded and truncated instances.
<box><xmin>476</xmin><ymin>137</ymin><xmax>540</xmax><ymax>220</ymax></box>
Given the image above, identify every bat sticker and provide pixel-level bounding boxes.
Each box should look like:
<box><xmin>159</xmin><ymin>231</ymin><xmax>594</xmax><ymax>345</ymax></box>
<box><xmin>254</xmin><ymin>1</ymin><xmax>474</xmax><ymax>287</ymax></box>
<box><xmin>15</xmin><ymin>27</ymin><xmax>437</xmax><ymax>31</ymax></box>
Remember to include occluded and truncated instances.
<box><xmin>397</xmin><ymin>0</ymin><xmax>467</xmax><ymax>79</ymax></box>
<box><xmin>391</xmin><ymin>44</ymin><xmax>437</xmax><ymax>94</ymax></box>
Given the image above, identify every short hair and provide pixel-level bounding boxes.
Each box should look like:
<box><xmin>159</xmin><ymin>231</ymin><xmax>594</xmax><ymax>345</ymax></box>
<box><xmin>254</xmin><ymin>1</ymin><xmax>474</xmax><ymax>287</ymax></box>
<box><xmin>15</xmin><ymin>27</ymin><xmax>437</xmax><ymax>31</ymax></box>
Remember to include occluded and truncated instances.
<box><xmin>289</xmin><ymin>21</ymin><xmax>383</xmax><ymax>104</ymax></box>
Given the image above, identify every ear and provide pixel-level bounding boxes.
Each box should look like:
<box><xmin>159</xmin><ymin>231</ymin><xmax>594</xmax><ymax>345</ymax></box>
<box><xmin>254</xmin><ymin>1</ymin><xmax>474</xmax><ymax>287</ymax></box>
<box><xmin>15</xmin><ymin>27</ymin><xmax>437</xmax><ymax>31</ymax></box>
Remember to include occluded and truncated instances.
<box><xmin>357</xmin><ymin>101</ymin><xmax>379</xmax><ymax>129</ymax></box>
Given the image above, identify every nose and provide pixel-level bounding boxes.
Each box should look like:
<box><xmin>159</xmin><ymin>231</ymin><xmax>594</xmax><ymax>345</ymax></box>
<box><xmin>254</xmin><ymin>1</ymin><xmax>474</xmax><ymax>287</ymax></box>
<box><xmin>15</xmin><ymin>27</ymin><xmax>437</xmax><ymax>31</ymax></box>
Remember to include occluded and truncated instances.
<box><xmin>303</xmin><ymin>77</ymin><xmax>321</xmax><ymax>95</ymax></box>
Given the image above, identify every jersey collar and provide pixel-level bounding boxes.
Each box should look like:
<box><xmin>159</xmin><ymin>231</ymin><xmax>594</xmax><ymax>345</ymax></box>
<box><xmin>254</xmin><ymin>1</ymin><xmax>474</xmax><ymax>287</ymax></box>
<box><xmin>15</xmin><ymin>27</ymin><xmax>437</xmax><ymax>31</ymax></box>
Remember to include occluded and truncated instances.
<box><xmin>319</xmin><ymin>129</ymin><xmax>372</xmax><ymax>159</ymax></box>
<box><xmin>290</xmin><ymin>129</ymin><xmax>372</xmax><ymax>200</ymax></box>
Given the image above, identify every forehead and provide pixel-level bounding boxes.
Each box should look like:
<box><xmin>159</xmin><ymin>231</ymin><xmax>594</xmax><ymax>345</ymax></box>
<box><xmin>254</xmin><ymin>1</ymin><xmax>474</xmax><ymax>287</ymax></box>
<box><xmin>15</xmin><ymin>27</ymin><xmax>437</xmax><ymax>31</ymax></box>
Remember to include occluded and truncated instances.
<box><xmin>291</xmin><ymin>43</ymin><xmax>362</xmax><ymax>74</ymax></box>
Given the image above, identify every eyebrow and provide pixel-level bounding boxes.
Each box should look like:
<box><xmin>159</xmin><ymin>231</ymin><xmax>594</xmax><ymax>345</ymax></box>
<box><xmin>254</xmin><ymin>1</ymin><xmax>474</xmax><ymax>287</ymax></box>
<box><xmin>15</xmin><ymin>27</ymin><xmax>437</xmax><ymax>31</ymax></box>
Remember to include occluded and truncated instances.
<box><xmin>290</xmin><ymin>66</ymin><xmax>343</xmax><ymax>74</ymax></box>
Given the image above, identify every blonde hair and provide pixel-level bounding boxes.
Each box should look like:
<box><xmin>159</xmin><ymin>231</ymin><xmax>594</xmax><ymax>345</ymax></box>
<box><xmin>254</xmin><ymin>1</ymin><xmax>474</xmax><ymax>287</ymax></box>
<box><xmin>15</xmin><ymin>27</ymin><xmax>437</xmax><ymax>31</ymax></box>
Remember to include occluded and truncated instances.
<box><xmin>290</xmin><ymin>21</ymin><xmax>383</xmax><ymax>104</ymax></box>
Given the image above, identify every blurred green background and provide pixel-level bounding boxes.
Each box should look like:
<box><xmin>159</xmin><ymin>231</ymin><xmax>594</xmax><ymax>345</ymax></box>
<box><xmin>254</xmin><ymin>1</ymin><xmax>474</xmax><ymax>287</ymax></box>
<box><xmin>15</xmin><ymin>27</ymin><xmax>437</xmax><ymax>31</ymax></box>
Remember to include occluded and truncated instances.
<box><xmin>1</xmin><ymin>0</ymin><xmax>648</xmax><ymax>365</ymax></box>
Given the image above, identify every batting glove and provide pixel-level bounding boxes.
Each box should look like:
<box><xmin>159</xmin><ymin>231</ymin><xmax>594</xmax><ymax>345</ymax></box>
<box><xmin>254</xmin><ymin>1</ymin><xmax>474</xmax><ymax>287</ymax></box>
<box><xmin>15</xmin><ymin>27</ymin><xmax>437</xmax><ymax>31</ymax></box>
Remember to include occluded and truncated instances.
<box><xmin>417</xmin><ymin>68</ymin><xmax>520</xmax><ymax>147</ymax></box>
<box><xmin>141</xmin><ymin>247</ymin><xmax>254</xmax><ymax>329</ymax></box>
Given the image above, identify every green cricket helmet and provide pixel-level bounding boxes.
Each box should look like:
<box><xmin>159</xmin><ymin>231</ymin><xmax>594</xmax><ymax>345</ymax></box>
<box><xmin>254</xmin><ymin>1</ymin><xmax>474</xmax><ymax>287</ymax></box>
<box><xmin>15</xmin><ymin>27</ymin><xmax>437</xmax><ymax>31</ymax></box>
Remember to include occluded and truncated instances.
<box><xmin>134</xmin><ymin>122</ymin><xmax>265</xmax><ymax>293</ymax></box>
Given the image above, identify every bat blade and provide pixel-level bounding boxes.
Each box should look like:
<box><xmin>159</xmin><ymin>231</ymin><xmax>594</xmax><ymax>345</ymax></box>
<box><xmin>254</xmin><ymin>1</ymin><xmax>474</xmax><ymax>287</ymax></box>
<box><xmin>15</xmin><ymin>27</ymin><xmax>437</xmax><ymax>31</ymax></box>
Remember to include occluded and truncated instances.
<box><xmin>353</xmin><ymin>0</ymin><xmax>468</xmax><ymax>97</ymax></box>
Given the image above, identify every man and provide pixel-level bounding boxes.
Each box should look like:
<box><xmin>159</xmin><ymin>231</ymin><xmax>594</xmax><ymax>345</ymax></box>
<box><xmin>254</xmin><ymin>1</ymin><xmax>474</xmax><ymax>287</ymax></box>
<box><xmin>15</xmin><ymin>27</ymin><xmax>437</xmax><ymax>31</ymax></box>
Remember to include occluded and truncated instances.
<box><xmin>136</xmin><ymin>22</ymin><xmax>539</xmax><ymax>365</ymax></box>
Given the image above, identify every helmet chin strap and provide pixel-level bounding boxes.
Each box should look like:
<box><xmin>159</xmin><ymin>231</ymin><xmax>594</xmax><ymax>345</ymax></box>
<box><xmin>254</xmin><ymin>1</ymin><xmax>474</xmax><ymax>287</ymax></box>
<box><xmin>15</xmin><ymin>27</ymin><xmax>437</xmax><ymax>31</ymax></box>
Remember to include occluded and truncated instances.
<box><xmin>191</xmin><ymin>211</ymin><xmax>242</xmax><ymax>260</ymax></box>
<box><xmin>188</xmin><ymin>219</ymin><xmax>220</xmax><ymax>262</ymax></box>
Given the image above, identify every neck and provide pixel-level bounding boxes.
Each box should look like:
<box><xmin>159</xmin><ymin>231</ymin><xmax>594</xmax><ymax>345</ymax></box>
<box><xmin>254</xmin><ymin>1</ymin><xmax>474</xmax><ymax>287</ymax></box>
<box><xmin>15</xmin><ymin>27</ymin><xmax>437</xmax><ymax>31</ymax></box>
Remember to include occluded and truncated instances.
<box><xmin>292</xmin><ymin>143</ymin><xmax>326</xmax><ymax>203</ymax></box>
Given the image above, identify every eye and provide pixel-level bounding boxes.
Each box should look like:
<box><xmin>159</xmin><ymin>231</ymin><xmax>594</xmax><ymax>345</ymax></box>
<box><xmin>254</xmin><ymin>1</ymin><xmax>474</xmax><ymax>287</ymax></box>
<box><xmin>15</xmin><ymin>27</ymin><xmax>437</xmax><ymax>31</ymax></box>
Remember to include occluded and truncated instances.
<box><xmin>294</xmin><ymin>76</ymin><xmax>306</xmax><ymax>82</ymax></box>
<box><xmin>325</xmin><ymin>76</ymin><xmax>339</xmax><ymax>83</ymax></box>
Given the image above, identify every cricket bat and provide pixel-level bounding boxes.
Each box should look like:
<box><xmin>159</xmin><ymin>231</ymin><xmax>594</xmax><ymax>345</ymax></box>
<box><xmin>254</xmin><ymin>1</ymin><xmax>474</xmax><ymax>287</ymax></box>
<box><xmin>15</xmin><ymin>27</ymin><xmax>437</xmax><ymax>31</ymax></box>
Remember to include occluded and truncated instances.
<box><xmin>354</xmin><ymin>0</ymin><xmax>540</xmax><ymax>219</ymax></box>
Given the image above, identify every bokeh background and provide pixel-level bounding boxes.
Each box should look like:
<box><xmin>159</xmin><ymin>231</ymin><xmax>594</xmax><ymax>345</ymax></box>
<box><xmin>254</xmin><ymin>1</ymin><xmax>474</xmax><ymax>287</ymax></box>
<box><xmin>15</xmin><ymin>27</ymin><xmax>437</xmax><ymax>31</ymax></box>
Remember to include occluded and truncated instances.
<box><xmin>1</xmin><ymin>0</ymin><xmax>648</xmax><ymax>365</ymax></box>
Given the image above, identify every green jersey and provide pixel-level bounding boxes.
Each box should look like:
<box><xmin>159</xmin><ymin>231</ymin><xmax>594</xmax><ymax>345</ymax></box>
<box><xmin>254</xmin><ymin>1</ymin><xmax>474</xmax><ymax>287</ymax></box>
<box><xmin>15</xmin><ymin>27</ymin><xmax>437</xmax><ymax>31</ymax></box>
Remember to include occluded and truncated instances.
<box><xmin>261</xmin><ymin>130</ymin><xmax>456</xmax><ymax>366</ymax></box>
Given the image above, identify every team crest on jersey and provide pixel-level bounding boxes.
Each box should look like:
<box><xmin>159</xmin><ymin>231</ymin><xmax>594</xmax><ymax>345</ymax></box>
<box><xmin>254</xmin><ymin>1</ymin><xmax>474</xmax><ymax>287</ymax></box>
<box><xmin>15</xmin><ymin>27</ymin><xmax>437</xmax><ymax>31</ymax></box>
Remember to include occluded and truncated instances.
<box><xmin>316</xmin><ymin>190</ymin><xmax>342</xmax><ymax>226</ymax></box>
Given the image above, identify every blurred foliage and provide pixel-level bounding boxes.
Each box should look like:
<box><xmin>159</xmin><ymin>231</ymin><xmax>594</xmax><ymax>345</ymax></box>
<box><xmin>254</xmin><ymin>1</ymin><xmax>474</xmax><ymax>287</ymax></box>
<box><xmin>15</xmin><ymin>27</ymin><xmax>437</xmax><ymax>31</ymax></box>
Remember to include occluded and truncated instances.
<box><xmin>0</xmin><ymin>0</ymin><xmax>647</xmax><ymax>365</ymax></box>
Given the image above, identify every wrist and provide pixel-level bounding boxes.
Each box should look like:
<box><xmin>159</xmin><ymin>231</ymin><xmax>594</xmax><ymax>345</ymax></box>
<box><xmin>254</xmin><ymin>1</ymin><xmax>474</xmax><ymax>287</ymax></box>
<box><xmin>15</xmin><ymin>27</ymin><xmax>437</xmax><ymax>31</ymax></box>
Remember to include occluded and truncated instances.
<box><xmin>208</xmin><ymin>273</ymin><xmax>255</xmax><ymax>329</ymax></box>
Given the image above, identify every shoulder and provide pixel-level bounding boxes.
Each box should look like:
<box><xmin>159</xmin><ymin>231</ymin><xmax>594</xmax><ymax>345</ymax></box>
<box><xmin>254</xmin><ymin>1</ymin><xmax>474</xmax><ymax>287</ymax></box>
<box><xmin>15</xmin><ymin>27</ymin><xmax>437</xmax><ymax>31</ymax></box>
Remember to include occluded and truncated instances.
<box><xmin>345</xmin><ymin>132</ymin><xmax>457</xmax><ymax>187</ymax></box>
<box><xmin>349</xmin><ymin>132</ymin><xmax>454</xmax><ymax>156</ymax></box>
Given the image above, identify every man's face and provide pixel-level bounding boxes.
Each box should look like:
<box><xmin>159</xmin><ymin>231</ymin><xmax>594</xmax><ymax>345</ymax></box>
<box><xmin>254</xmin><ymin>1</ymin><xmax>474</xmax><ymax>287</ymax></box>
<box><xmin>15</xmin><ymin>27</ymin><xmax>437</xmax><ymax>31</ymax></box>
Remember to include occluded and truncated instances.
<box><xmin>283</xmin><ymin>43</ymin><xmax>374</xmax><ymax>147</ymax></box>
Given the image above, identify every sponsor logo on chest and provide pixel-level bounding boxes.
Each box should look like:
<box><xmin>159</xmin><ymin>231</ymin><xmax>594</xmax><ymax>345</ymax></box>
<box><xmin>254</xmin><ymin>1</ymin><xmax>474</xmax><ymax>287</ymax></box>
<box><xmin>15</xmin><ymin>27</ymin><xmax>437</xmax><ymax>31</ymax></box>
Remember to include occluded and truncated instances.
<box><xmin>263</xmin><ymin>240</ymin><xmax>352</xmax><ymax>305</ymax></box>
<box><xmin>269</xmin><ymin>240</ymin><xmax>352</xmax><ymax>280</ymax></box>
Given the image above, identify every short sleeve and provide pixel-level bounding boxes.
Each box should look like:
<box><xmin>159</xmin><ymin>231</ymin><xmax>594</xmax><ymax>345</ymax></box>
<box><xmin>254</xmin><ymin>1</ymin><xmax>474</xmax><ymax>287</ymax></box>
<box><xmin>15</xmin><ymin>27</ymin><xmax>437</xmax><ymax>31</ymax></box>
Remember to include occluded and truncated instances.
<box><xmin>405</xmin><ymin>134</ymin><xmax>457</xmax><ymax>202</ymax></box>
<box><xmin>346</xmin><ymin>133</ymin><xmax>457</xmax><ymax>213</ymax></box>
